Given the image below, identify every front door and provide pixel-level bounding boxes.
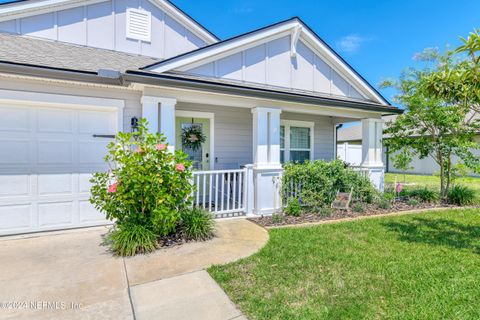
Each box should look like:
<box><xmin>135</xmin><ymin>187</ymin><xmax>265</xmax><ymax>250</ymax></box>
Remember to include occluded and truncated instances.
<box><xmin>175</xmin><ymin>117</ymin><xmax>210</xmax><ymax>170</ymax></box>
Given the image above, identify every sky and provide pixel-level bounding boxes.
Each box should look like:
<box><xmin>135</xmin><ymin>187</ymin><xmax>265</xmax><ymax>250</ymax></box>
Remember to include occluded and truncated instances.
<box><xmin>1</xmin><ymin>0</ymin><xmax>479</xmax><ymax>104</ymax></box>
<box><xmin>170</xmin><ymin>0</ymin><xmax>480</xmax><ymax>104</ymax></box>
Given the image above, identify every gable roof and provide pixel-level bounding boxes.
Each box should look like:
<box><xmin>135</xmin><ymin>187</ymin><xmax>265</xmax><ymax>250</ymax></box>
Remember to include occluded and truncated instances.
<box><xmin>0</xmin><ymin>32</ymin><xmax>159</xmax><ymax>72</ymax></box>
<box><xmin>144</xmin><ymin>17</ymin><xmax>390</xmax><ymax>105</ymax></box>
<box><xmin>0</xmin><ymin>0</ymin><xmax>219</xmax><ymax>44</ymax></box>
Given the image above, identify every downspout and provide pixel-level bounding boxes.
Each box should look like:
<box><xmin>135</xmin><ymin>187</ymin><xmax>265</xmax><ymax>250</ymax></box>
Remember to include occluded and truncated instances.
<box><xmin>335</xmin><ymin>124</ymin><xmax>343</xmax><ymax>159</ymax></box>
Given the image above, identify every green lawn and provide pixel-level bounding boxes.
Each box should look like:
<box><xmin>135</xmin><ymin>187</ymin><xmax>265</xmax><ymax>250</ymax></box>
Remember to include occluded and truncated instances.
<box><xmin>209</xmin><ymin>209</ymin><xmax>480</xmax><ymax>319</ymax></box>
<box><xmin>385</xmin><ymin>173</ymin><xmax>480</xmax><ymax>190</ymax></box>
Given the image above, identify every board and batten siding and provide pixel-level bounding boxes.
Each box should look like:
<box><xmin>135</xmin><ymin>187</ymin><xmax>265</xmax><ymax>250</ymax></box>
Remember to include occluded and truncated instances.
<box><xmin>185</xmin><ymin>36</ymin><xmax>365</xmax><ymax>101</ymax></box>
<box><xmin>0</xmin><ymin>0</ymin><xmax>206</xmax><ymax>59</ymax></box>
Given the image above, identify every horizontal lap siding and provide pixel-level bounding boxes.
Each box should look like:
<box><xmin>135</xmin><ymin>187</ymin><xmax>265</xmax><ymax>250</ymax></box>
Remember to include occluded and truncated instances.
<box><xmin>176</xmin><ymin>103</ymin><xmax>253</xmax><ymax>169</ymax></box>
<box><xmin>281</xmin><ymin>112</ymin><xmax>334</xmax><ymax>161</ymax></box>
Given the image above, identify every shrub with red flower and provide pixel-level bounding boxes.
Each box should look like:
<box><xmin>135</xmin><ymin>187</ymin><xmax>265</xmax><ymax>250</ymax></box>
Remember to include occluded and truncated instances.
<box><xmin>90</xmin><ymin>120</ymin><xmax>193</xmax><ymax>239</ymax></box>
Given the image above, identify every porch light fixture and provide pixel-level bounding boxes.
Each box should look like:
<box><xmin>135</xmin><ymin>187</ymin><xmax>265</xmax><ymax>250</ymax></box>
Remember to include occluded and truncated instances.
<box><xmin>131</xmin><ymin>117</ymin><xmax>139</xmax><ymax>132</ymax></box>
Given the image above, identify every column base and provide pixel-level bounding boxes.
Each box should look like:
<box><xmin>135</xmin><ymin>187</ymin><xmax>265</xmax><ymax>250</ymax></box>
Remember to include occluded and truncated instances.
<box><xmin>252</xmin><ymin>167</ymin><xmax>283</xmax><ymax>216</ymax></box>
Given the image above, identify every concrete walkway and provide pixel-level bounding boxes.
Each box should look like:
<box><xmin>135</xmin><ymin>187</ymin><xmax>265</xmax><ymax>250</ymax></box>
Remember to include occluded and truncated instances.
<box><xmin>0</xmin><ymin>219</ymin><xmax>268</xmax><ymax>320</ymax></box>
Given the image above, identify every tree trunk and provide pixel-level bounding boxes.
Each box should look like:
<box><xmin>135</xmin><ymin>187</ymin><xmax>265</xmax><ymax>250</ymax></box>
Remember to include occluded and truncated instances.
<box><xmin>445</xmin><ymin>153</ymin><xmax>452</xmax><ymax>197</ymax></box>
<box><xmin>438</xmin><ymin>151</ymin><xmax>446</xmax><ymax>199</ymax></box>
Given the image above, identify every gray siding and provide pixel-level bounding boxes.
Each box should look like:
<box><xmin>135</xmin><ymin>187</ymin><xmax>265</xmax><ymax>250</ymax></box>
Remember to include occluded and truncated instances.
<box><xmin>0</xmin><ymin>0</ymin><xmax>206</xmax><ymax>59</ymax></box>
<box><xmin>176</xmin><ymin>103</ymin><xmax>253</xmax><ymax>169</ymax></box>
<box><xmin>186</xmin><ymin>36</ymin><xmax>365</xmax><ymax>101</ymax></box>
<box><xmin>282</xmin><ymin>112</ymin><xmax>335</xmax><ymax>161</ymax></box>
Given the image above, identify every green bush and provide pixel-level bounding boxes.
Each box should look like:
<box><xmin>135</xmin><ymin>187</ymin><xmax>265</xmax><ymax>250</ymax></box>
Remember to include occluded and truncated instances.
<box><xmin>447</xmin><ymin>185</ymin><xmax>478</xmax><ymax>206</ymax></box>
<box><xmin>180</xmin><ymin>208</ymin><xmax>215</xmax><ymax>240</ymax></box>
<box><xmin>282</xmin><ymin>160</ymin><xmax>377</xmax><ymax>211</ymax></box>
<box><xmin>407</xmin><ymin>199</ymin><xmax>420</xmax><ymax>206</ymax></box>
<box><xmin>318</xmin><ymin>207</ymin><xmax>333</xmax><ymax>217</ymax></box>
<box><xmin>285</xmin><ymin>198</ymin><xmax>302</xmax><ymax>216</ymax></box>
<box><xmin>271</xmin><ymin>213</ymin><xmax>284</xmax><ymax>223</ymax></box>
<box><xmin>353</xmin><ymin>203</ymin><xmax>365</xmax><ymax>213</ymax></box>
<box><xmin>378</xmin><ymin>199</ymin><xmax>391</xmax><ymax>210</ymax></box>
<box><xmin>409</xmin><ymin>187</ymin><xmax>440</xmax><ymax>203</ymax></box>
<box><xmin>105</xmin><ymin>224</ymin><xmax>157</xmax><ymax>256</ymax></box>
<box><xmin>90</xmin><ymin>120</ymin><xmax>193</xmax><ymax>238</ymax></box>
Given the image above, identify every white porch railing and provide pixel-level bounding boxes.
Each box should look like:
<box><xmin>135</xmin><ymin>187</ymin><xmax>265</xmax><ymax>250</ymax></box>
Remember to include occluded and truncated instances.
<box><xmin>192</xmin><ymin>169</ymin><xmax>247</xmax><ymax>218</ymax></box>
<box><xmin>350</xmin><ymin>166</ymin><xmax>371</xmax><ymax>178</ymax></box>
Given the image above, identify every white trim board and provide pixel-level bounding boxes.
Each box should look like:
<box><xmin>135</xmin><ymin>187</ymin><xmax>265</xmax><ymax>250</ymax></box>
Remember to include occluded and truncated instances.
<box><xmin>175</xmin><ymin>110</ymin><xmax>215</xmax><ymax>170</ymax></box>
<box><xmin>280</xmin><ymin>119</ymin><xmax>315</xmax><ymax>162</ymax></box>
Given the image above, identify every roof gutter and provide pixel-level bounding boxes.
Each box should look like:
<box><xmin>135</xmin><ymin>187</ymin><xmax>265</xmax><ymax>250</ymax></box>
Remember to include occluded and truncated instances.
<box><xmin>124</xmin><ymin>70</ymin><xmax>403</xmax><ymax>115</ymax></box>
<box><xmin>0</xmin><ymin>60</ymin><xmax>123</xmax><ymax>86</ymax></box>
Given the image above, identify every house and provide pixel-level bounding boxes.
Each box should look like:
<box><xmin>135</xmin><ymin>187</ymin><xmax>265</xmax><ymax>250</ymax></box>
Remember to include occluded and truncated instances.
<box><xmin>0</xmin><ymin>0</ymin><xmax>401</xmax><ymax>236</ymax></box>
<box><xmin>336</xmin><ymin>117</ymin><xmax>480</xmax><ymax>176</ymax></box>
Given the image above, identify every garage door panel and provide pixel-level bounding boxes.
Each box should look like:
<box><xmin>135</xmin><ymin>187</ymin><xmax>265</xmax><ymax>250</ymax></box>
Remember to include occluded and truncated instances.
<box><xmin>0</xmin><ymin>106</ymin><xmax>30</xmax><ymax>132</ymax></box>
<box><xmin>78</xmin><ymin>110</ymin><xmax>116</xmax><ymax>134</ymax></box>
<box><xmin>79</xmin><ymin>173</ymin><xmax>94</xmax><ymax>193</ymax></box>
<box><xmin>0</xmin><ymin>139</ymin><xmax>30</xmax><ymax>164</ymax></box>
<box><xmin>37</xmin><ymin>140</ymin><xmax>73</xmax><ymax>164</ymax></box>
<box><xmin>37</xmin><ymin>109</ymin><xmax>74</xmax><ymax>133</ymax></box>
<box><xmin>0</xmin><ymin>105</ymin><xmax>115</xmax><ymax>235</ymax></box>
<box><xmin>0</xmin><ymin>204</ymin><xmax>32</xmax><ymax>231</ymax></box>
<box><xmin>79</xmin><ymin>200</ymin><xmax>105</xmax><ymax>223</ymax></box>
<box><xmin>0</xmin><ymin>175</ymin><xmax>30</xmax><ymax>197</ymax></box>
<box><xmin>38</xmin><ymin>174</ymin><xmax>73</xmax><ymax>195</ymax></box>
<box><xmin>38</xmin><ymin>201</ymin><xmax>73</xmax><ymax>227</ymax></box>
<box><xmin>78</xmin><ymin>141</ymin><xmax>110</xmax><ymax>165</ymax></box>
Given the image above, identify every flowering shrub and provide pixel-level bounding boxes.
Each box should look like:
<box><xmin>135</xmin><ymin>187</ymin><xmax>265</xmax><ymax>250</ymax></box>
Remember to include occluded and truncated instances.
<box><xmin>90</xmin><ymin>120</ymin><xmax>193</xmax><ymax>240</ymax></box>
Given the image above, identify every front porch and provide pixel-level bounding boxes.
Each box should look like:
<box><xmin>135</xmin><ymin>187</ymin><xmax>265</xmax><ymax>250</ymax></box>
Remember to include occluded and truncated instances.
<box><xmin>140</xmin><ymin>93</ymin><xmax>385</xmax><ymax>217</ymax></box>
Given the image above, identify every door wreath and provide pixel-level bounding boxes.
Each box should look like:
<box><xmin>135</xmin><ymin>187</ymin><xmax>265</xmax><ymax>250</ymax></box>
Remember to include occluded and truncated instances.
<box><xmin>181</xmin><ymin>122</ymin><xmax>206</xmax><ymax>151</ymax></box>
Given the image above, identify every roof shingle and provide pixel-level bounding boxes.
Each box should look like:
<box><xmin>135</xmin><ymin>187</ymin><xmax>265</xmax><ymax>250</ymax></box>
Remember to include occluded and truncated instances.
<box><xmin>0</xmin><ymin>32</ymin><xmax>159</xmax><ymax>73</ymax></box>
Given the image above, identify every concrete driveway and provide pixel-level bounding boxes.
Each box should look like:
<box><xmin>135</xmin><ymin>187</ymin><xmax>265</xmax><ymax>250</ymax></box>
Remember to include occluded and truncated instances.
<box><xmin>0</xmin><ymin>219</ymin><xmax>268</xmax><ymax>320</ymax></box>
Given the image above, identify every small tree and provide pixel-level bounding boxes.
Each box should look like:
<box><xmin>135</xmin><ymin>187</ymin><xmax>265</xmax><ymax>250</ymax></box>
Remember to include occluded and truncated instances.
<box><xmin>382</xmin><ymin>31</ymin><xmax>480</xmax><ymax>199</ymax></box>
<box><xmin>390</xmin><ymin>147</ymin><xmax>414</xmax><ymax>183</ymax></box>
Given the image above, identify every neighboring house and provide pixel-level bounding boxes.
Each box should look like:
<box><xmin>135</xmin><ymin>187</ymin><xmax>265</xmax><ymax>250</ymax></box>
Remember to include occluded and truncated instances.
<box><xmin>337</xmin><ymin>118</ymin><xmax>480</xmax><ymax>176</ymax></box>
<box><xmin>0</xmin><ymin>0</ymin><xmax>401</xmax><ymax>236</ymax></box>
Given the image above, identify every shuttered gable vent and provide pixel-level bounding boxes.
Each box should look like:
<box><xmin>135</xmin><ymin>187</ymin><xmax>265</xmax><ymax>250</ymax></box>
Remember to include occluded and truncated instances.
<box><xmin>126</xmin><ymin>8</ymin><xmax>152</xmax><ymax>42</ymax></box>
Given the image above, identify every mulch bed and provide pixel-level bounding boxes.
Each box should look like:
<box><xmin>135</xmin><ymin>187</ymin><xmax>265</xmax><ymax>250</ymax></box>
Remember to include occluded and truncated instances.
<box><xmin>249</xmin><ymin>201</ymin><xmax>461</xmax><ymax>228</ymax></box>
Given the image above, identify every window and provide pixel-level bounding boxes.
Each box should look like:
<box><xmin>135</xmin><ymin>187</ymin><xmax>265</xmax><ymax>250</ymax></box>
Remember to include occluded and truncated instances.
<box><xmin>280</xmin><ymin>120</ymin><xmax>314</xmax><ymax>163</ymax></box>
<box><xmin>126</xmin><ymin>8</ymin><xmax>152</xmax><ymax>42</ymax></box>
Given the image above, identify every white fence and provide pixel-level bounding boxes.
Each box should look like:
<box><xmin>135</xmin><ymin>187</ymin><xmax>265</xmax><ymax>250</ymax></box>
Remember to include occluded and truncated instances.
<box><xmin>337</xmin><ymin>143</ymin><xmax>362</xmax><ymax>166</ymax></box>
<box><xmin>192</xmin><ymin>169</ymin><xmax>247</xmax><ymax>218</ymax></box>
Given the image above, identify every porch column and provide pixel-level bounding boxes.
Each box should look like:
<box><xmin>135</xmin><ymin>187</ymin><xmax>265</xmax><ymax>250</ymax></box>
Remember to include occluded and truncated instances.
<box><xmin>250</xmin><ymin>107</ymin><xmax>282</xmax><ymax>215</ymax></box>
<box><xmin>141</xmin><ymin>96</ymin><xmax>177</xmax><ymax>151</ymax></box>
<box><xmin>361</xmin><ymin>118</ymin><xmax>385</xmax><ymax>191</ymax></box>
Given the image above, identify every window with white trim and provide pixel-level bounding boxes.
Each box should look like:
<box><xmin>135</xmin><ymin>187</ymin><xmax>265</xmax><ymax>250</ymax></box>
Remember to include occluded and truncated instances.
<box><xmin>280</xmin><ymin>120</ymin><xmax>314</xmax><ymax>163</ymax></box>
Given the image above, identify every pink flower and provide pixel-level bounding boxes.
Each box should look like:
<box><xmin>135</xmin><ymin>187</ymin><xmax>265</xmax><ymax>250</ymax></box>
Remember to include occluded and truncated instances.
<box><xmin>156</xmin><ymin>144</ymin><xmax>167</xmax><ymax>151</ymax></box>
<box><xmin>396</xmin><ymin>183</ymin><xmax>403</xmax><ymax>194</ymax></box>
<box><xmin>107</xmin><ymin>182</ymin><xmax>118</xmax><ymax>194</ymax></box>
<box><xmin>135</xmin><ymin>147</ymin><xmax>143</xmax><ymax>153</ymax></box>
<box><xmin>175</xmin><ymin>163</ymin><xmax>185</xmax><ymax>172</ymax></box>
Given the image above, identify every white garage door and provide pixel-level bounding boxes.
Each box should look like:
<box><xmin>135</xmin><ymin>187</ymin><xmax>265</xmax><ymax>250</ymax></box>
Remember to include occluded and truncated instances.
<box><xmin>0</xmin><ymin>104</ymin><xmax>117</xmax><ymax>235</ymax></box>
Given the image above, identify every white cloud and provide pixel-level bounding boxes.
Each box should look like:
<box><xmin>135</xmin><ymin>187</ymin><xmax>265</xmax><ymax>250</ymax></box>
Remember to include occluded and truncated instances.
<box><xmin>336</xmin><ymin>34</ymin><xmax>371</xmax><ymax>54</ymax></box>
